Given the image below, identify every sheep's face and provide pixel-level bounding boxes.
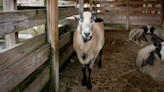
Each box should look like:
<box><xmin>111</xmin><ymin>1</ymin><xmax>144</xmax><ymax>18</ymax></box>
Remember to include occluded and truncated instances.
<box><xmin>143</xmin><ymin>25</ymin><xmax>155</xmax><ymax>35</ymax></box>
<box><xmin>154</xmin><ymin>40</ymin><xmax>164</xmax><ymax>62</ymax></box>
<box><xmin>74</xmin><ymin>12</ymin><xmax>95</xmax><ymax>42</ymax></box>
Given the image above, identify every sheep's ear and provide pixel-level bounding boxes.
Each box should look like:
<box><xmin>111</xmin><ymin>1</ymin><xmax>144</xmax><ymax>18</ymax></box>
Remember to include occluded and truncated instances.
<box><xmin>73</xmin><ymin>15</ymin><xmax>80</xmax><ymax>20</ymax></box>
<box><xmin>151</xmin><ymin>26</ymin><xmax>155</xmax><ymax>31</ymax></box>
<box><xmin>142</xmin><ymin>26</ymin><xmax>147</xmax><ymax>30</ymax></box>
<box><xmin>154</xmin><ymin>40</ymin><xmax>163</xmax><ymax>47</ymax></box>
<box><xmin>95</xmin><ymin>18</ymin><xmax>104</xmax><ymax>22</ymax></box>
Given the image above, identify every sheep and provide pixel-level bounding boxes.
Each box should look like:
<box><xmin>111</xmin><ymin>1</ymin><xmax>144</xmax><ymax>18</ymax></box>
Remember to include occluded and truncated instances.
<box><xmin>136</xmin><ymin>40</ymin><xmax>164</xmax><ymax>81</ymax></box>
<box><xmin>129</xmin><ymin>25</ymin><xmax>155</xmax><ymax>46</ymax></box>
<box><xmin>73</xmin><ymin>11</ymin><xmax>104</xmax><ymax>90</ymax></box>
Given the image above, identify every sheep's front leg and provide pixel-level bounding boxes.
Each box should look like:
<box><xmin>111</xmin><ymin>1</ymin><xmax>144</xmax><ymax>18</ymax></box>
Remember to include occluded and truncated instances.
<box><xmin>88</xmin><ymin>59</ymin><xmax>95</xmax><ymax>90</ymax></box>
<box><xmin>87</xmin><ymin>68</ymin><xmax>92</xmax><ymax>90</ymax></box>
<box><xmin>81</xmin><ymin>65</ymin><xmax>87</xmax><ymax>86</ymax></box>
<box><xmin>99</xmin><ymin>49</ymin><xmax>102</xmax><ymax>68</ymax></box>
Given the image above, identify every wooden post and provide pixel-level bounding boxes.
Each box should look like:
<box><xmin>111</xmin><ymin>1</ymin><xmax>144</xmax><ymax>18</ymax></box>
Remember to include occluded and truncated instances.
<box><xmin>89</xmin><ymin>0</ymin><xmax>92</xmax><ymax>12</ymax></box>
<box><xmin>3</xmin><ymin>0</ymin><xmax>17</xmax><ymax>47</ymax></box>
<box><xmin>79</xmin><ymin>0</ymin><xmax>84</xmax><ymax>14</ymax></box>
<box><xmin>94</xmin><ymin>0</ymin><xmax>97</xmax><ymax>15</ymax></box>
<box><xmin>47</xmin><ymin>0</ymin><xmax>59</xmax><ymax>91</ymax></box>
<box><xmin>126</xmin><ymin>0</ymin><xmax>130</xmax><ymax>30</ymax></box>
<box><xmin>160</xmin><ymin>0</ymin><xmax>164</xmax><ymax>25</ymax></box>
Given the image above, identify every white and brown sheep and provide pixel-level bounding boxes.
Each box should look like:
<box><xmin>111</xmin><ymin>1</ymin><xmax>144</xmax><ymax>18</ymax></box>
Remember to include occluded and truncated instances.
<box><xmin>136</xmin><ymin>40</ymin><xmax>164</xmax><ymax>81</ymax></box>
<box><xmin>129</xmin><ymin>25</ymin><xmax>155</xmax><ymax>46</ymax></box>
<box><xmin>73</xmin><ymin>11</ymin><xmax>105</xmax><ymax>90</ymax></box>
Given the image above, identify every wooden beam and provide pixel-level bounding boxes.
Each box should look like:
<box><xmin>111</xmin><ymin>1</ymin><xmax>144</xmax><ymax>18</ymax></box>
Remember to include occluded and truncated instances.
<box><xmin>3</xmin><ymin>0</ymin><xmax>16</xmax><ymax>47</ymax></box>
<box><xmin>0</xmin><ymin>9</ymin><xmax>46</xmax><ymax>36</ymax></box>
<box><xmin>59</xmin><ymin>8</ymin><xmax>79</xmax><ymax>19</ymax></box>
<box><xmin>126</xmin><ymin>0</ymin><xmax>129</xmax><ymax>30</ymax></box>
<box><xmin>89</xmin><ymin>0</ymin><xmax>92</xmax><ymax>12</ymax></box>
<box><xmin>105</xmin><ymin>27</ymin><xmax>125</xmax><ymax>31</ymax></box>
<box><xmin>11</xmin><ymin>62</ymin><xmax>49</xmax><ymax>92</ymax></box>
<box><xmin>47</xmin><ymin>0</ymin><xmax>59</xmax><ymax>91</ymax></box>
<box><xmin>22</xmin><ymin>66</ymin><xmax>50</xmax><ymax>92</ymax></box>
<box><xmin>0</xmin><ymin>44</ymin><xmax>50</xmax><ymax>92</ymax></box>
<box><xmin>129</xmin><ymin>1</ymin><xmax>162</xmax><ymax>4</ymax></box>
<box><xmin>94</xmin><ymin>0</ymin><xmax>97</xmax><ymax>15</ymax></box>
<box><xmin>79</xmin><ymin>0</ymin><xmax>84</xmax><ymax>14</ymax></box>
<box><xmin>97</xmin><ymin>1</ymin><xmax>127</xmax><ymax>5</ymax></box>
<box><xmin>0</xmin><ymin>33</ymin><xmax>46</xmax><ymax>72</ymax></box>
<box><xmin>59</xmin><ymin>41</ymin><xmax>74</xmax><ymax>68</ymax></box>
<box><xmin>59</xmin><ymin>20</ymin><xmax>77</xmax><ymax>49</ymax></box>
<box><xmin>97</xmin><ymin>6</ymin><xmax>127</xmax><ymax>11</ymax></box>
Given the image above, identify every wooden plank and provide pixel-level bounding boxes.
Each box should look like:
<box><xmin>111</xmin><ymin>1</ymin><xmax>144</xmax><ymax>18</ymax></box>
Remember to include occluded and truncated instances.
<box><xmin>59</xmin><ymin>30</ymin><xmax>74</xmax><ymax>50</ymax></box>
<box><xmin>160</xmin><ymin>1</ymin><xmax>163</xmax><ymax>25</ymax></box>
<box><xmin>3</xmin><ymin>0</ymin><xmax>17</xmax><ymax>47</ymax></box>
<box><xmin>126</xmin><ymin>0</ymin><xmax>129</xmax><ymax>30</ymax></box>
<box><xmin>97</xmin><ymin>14</ymin><xmax>126</xmax><ymax>19</ymax></box>
<box><xmin>130</xmin><ymin>1</ymin><xmax>162</xmax><ymax>4</ymax></box>
<box><xmin>47</xmin><ymin>0</ymin><xmax>59</xmax><ymax>91</ymax></box>
<box><xmin>89</xmin><ymin>0</ymin><xmax>92</xmax><ymax>12</ymax></box>
<box><xmin>94</xmin><ymin>0</ymin><xmax>97</xmax><ymax>15</ymax></box>
<box><xmin>130</xmin><ymin>13</ymin><xmax>160</xmax><ymax>16</ymax></box>
<box><xmin>79</xmin><ymin>0</ymin><xmax>84</xmax><ymax>14</ymax></box>
<box><xmin>0</xmin><ymin>33</ymin><xmax>46</xmax><ymax>72</ymax></box>
<box><xmin>130</xmin><ymin>7</ymin><xmax>162</xmax><ymax>11</ymax></box>
<box><xmin>0</xmin><ymin>9</ymin><xmax>46</xmax><ymax>36</ymax></box>
<box><xmin>97</xmin><ymin>1</ymin><xmax>127</xmax><ymax>5</ymax></box>
<box><xmin>22</xmin><ymin>66</ymin><xmax>50</xmax><ymax>92</ymax></box>
<box><xmin>97</xmin><ymin>6</ymin><xmax>127</xmax><ymax>11</ymax></box>
<box><xmin>59</xmin><ymin>8</ymin><xmax>79</xmax><ymax>20</ymax></box>
<box><xmin>11</xmin><ymin>62</ymin><xmax>49</xmax><ymax>92</ymax></box>
<box><xmin>59</xmin><ymin>0</ymin><xmax>88</xmax><ymax>3</ymax></box>
<box><xmin>59</xmin><ymin>41</ymin><xmax>74</xmax><ymax>68</ymax></box>
<box><xmin>104</xmin><ymin>20</ymin><xmax>126</xmax><ymax>24</ymax></box>
<box><xmin>0</xmin><ymin>44</ymin><xmax>50</xmax><ymax>92</ymax></box>
<box><xmin>129</xmin><ymin>15</ymin><xmax>160</xmax><ymax>20</ymax></box>
<box><xmin>130</xmin><ymin>21</ymin><xmax>160</xmax><ymax>26</ymax></box>
<box><xmin>105</xmin><ymin>27</ymin><xmax>125</xmax><ymax>31</ymax></box>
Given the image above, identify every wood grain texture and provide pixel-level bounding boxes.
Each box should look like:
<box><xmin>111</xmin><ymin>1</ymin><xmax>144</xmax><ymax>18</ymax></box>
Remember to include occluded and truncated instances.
<box><xmin>59</xmin><ymin>41</ymin><xmax>74</xmax><ymax>68</ymax></box>
<box><xmin>0</xmin><ymin>9</ymin><xmax>46</xmax><ymax>36</ymax></box>
<box><xmin>97</xmin><ymin>6</ymin><xmax>127</xmax><ymax>11</ymax></box>
<box><xmin>11</xmin><ymin>62</ymin><xmax>49</xmax><ymax>92</ymax></box>
<box><xmin>130</xmin><ymin>7</ymin><xmax>162</xmax><ymax>11</ymax></box>
<box><xmin>0</xmin><ymin>44</ymin><xmax>50</xmax><ymax>92</ymax></box>
<box><xmin>22</xmin><ymin>66</ymin><xmax>50</xmax><ymax>92</ymax></box>
<box><xmin>59</xmin><ymin>8</ymin><xmax>79</xmax><ymax>20</ymax></box>
<box><xmin>3</xmin><ymin>0</ymin><xmax>17</xmax><ymax>47</ymax></box>
<box><xmin>105</xmin><ymin>27</ymin><xmax>125</xmax><ymax>31</ymax></box>
<box><xmin>129</xmin><ymin>1</ymin><xmax>162</xmax><ymax>4</ymax></box>
<box><xmin>0</xmin><ymin>33</ymin><xmax>46</xmax><ymax>72</ymax></box>
<box><xmin>89</xmin><ymin>0</ymin><xmax>92</xmax><ymax>12</ymax></box>
<box><xmin>97</xmin><ymin>1</ymin><xmax>127</xmax><ymax>5</ymax></box>
<box><xmin>47</xmin><ymin>0</ymin><xmax>59</xmax><ymax>91</ymax></box>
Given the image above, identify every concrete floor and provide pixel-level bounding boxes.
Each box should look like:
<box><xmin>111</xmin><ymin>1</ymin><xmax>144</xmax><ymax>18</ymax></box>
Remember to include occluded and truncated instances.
<box><xmin>59</xmin><ymin>30</ymin><xmax>164</xmax><ymax>92</ymax></box>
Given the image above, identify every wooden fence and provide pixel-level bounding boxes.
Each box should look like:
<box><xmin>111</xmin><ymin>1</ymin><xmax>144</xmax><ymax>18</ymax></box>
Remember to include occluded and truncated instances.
<box><xmin>0</xmin><ymin>0</ymin><xmax>79</xmax><ymax>91</ymax></box>
<box><xmin>95</xmin><ymin>0</ymin><xmax>163</xmax><ymax>30</ymax></box>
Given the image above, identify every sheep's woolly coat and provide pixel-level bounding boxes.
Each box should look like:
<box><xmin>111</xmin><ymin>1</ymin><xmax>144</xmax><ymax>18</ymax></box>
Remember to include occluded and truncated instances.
<box><xmin>136</xmin><ymin>43</ymin><xmax>164</xmax><ymax>81</ymax></box>
<box><xmin>73</xmin><ymin>19</ymin><xmax>104</xmax><ymax>68</ymax></box>
<box><xmin>129</xmin><ymin>26</ymin><xmax>154</xmax><ymax>46</ymax></box>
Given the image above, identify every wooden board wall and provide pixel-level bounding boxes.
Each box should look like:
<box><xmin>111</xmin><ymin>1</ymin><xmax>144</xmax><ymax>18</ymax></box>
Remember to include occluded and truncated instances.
<box><xmin>96</xmin><ymin>0</ymin><xmax>163</xmax><ymax>29</ymax></box>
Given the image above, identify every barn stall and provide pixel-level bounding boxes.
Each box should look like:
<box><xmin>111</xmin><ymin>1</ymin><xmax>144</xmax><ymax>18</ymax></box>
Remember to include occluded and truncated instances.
<box><xmin>0</xmin><ymin>0</ymin><xmax>164</xmax><ymax>92</ymax></box>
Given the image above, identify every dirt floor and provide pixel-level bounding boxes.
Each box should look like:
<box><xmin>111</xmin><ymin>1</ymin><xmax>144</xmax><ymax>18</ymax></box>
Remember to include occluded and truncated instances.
<box><xmin>59</xmin><ymin>30</ymin><xmax>164</xmax><ymax>92</ymax></box>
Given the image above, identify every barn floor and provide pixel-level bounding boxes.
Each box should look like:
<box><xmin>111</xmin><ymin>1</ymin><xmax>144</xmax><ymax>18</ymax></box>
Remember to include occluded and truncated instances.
<box><xmin>59</xmin><ymin>30</ymin><xmax>164</xmax><ymax>92</ymax></box>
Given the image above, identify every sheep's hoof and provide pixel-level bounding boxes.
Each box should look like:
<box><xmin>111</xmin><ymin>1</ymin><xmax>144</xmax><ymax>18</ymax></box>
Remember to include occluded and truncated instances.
<box><xmin>87</xmin><ymin>82</ymin><xmax>92</xmax><ymax>90</ymax></box>
<box><xmin>81</xmin><ymin>78</ymin><xmax>87</xmax><ymax>86</ymax></box>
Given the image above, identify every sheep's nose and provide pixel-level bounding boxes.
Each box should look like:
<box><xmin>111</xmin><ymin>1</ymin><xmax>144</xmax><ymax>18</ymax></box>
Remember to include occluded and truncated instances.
<box><xmin>84</xmin><ymin>32</ymin><xmax>90</xmax><ymax>37</ymax></box>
